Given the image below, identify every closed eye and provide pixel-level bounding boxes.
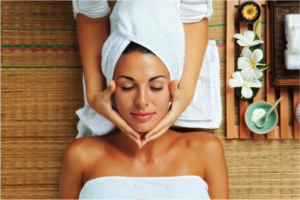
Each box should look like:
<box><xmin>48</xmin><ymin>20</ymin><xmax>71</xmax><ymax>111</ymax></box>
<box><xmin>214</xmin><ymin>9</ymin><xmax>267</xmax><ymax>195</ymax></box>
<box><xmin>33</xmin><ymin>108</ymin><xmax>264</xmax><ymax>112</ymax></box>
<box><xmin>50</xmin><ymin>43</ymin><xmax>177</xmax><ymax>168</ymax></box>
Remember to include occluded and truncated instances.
<box><xmin>151</xmin><ymin>87</ymin><xmax>163</xmax><ymax>91</ymax></box>
<box><xmin>121</xmin><ymin>86</ymin><xmax>134</xmax><ymax>91</ymax></box>
<box><xmin>121</xmin><ymin>86</ymin><xmax>163</xmax><ymax>91</ymax></box>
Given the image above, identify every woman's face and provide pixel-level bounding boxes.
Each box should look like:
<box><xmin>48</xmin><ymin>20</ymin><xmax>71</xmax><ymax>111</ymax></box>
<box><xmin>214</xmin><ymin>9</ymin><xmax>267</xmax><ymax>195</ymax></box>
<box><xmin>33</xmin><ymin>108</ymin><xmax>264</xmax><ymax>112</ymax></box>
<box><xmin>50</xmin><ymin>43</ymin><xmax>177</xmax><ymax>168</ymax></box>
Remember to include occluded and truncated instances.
<box><xmin>113</xmin><ymin>52</ymin><xmax>171</xmax><ymax>134</ymax></box>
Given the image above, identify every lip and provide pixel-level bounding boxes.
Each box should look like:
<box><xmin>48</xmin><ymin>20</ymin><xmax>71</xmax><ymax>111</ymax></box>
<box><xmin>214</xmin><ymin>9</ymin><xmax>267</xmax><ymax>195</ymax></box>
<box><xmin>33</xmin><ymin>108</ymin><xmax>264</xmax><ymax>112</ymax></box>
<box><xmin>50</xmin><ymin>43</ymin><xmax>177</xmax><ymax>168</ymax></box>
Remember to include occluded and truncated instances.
<box><xmin>131</xmin><ymin>112</ymin><xmax>154</xmax><ymax>121</ymax></box>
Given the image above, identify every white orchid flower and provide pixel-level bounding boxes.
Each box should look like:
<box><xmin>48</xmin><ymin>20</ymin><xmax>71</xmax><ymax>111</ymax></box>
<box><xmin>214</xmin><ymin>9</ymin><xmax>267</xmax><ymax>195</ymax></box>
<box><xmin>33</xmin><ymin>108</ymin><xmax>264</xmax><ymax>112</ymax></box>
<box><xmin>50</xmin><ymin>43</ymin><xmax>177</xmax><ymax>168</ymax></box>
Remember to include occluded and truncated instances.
<box><xmin>238</xmin><ymin>47</ymin><xmax>264</xmax><ymax>81</ymax></box>
<box><xmin>229</xmin><ymin>71</ymin><xmax>262</xmax><ymax>99</ymax></box>
<box><xmin>234</xmin><ymin>30</ymin><xmax>264</xmax><ymax>48</ymax></box>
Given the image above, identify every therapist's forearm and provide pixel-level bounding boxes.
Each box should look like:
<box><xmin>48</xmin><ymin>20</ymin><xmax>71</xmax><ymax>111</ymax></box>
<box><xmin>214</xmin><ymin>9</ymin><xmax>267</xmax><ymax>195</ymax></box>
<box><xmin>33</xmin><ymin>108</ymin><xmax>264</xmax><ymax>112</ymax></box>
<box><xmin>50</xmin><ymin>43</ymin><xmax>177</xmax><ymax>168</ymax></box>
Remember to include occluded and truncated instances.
<box><xmin>76</xmin><ymin>13</ymin><xmax>110</xmax><ymax>105</ymax></box>
<box><xmin>180</xmin><ymin>18</ymin><xmax>209</xmax><ymax>101</ymax></box>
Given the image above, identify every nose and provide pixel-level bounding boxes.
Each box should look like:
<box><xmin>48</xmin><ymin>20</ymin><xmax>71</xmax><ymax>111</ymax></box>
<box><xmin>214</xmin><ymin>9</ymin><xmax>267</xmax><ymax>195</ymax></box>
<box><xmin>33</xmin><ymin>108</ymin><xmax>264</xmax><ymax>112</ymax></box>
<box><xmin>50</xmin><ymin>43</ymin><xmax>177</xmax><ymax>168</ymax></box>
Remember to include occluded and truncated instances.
<box><xmin>134</xmin><ymin>86</ymin><xmax>150</xmax><ymax>108</ymax></box>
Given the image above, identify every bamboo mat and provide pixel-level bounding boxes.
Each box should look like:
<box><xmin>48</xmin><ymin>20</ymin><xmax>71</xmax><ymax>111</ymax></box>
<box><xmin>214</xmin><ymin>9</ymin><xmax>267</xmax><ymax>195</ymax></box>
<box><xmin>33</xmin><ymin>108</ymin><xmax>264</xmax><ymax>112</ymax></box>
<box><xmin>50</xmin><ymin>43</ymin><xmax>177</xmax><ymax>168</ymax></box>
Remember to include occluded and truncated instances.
<box><xmin>1</xmin><ymin>1</ymin><xmax>299</xmax><ymax>199</ymax></box>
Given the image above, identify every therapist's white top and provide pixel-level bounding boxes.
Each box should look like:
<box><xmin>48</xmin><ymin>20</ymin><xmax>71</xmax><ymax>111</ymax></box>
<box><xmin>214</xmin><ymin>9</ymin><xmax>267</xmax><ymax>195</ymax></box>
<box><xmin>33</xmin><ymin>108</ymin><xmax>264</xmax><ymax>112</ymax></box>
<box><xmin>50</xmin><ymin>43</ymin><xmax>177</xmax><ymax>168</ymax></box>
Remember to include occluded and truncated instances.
<box><xmin>79</xmin><ymin>175</ymin><xmax>210</xmax><ymax>199</ymax></box>
<box><xmin>72</xmin><ymin>0</ymin><xmax>213</xmax><ymax>23</ymax></box>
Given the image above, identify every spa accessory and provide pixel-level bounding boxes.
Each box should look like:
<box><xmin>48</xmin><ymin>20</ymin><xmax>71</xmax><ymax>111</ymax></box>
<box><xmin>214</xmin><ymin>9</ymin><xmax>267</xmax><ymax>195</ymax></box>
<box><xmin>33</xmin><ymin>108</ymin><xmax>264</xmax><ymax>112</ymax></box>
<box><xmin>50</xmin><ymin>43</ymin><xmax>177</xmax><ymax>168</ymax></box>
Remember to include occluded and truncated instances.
<box><xmin>284</xmin><ymin>49</ymin><xmax>300</xmax><ymax>70</ymax></box>
<box><xmin>284</xmin><ymin>14</ymin><xmax>300</xmax><ymax>70</ymax></box>
<box><xmin>286</xmin><ymin>25</ymin><xmax>300</xmax><ymax>54</ymax></box>
<box><xmin>238</xmin><ymin>1</ymin><xmax>261</xmax><ymax>24</ymax></box>
<box><xmin>75</xmin><ymin>0</ymin><xmax>221</xmax><ymax>138</ymax></box>
<box><xmin>296</xmin><ymin>101</ymin><xmax>300</xmax><ymax>123</ymax></box>
<box><xmin>244</xmin><ymin>101</ymin><xmax>278</xmax><ymax>134</ymax></box>
<box><xmin>285</xmin><ymin>14</ymin><xmax>300</xmax><ymax>50</ymax></box>
<box><xmin>79</xmin><ymin>175</ymin><xmax>210</xmax><ymax>199</ymax></box>
<box><xmin>255</xmin><ymin>97</ymin><xmax>282</xmax><ymax>128</ymax></box>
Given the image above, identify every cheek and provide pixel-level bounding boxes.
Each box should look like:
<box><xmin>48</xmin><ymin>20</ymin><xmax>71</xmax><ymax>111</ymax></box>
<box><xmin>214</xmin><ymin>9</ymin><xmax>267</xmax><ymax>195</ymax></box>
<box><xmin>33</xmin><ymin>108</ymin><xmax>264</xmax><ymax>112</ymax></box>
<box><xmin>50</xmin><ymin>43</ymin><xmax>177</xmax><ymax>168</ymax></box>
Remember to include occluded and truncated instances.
<box><xmin>152</xmin><ymin>90</ymin><xmax>170</xmax><ymax>112</ymax></box>
<box><xmin>114</xmin><ymin>89</ymin><xmax>132</xmax><ymax>112</ymax></box>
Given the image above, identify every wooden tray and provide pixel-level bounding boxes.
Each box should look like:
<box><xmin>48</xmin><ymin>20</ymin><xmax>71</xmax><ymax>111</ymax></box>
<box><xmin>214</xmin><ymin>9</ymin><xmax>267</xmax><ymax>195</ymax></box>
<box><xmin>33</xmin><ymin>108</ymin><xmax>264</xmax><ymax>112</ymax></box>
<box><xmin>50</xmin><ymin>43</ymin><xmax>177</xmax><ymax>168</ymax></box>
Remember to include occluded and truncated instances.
<box><xmin>269</xmin><ymin>0</ymin><xmax>300</xmax><ymax>87</ymax></box>
<box><xmin>226</xmin><ymin>0</ymin><xmax>300</xmax><ymax>139</ymax></box>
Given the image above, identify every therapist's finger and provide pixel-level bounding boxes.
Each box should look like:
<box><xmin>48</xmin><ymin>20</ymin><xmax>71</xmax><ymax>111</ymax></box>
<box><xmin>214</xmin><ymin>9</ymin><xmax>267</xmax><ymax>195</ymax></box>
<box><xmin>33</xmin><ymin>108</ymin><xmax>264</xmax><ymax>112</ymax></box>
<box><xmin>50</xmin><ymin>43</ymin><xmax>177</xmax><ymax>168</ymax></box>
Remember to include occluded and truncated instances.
<box><xmin>146</xmin><ymin>125</ymin><xmax>170</xmax><ymax>143</ymax></box>
<box><xmin>108</xmin><ymin>110</ymin><xmax>141</xmax><ymax>140</ymax></box>
<box><xmin>144</xmin><ymin>111</ymin><xmax>175</xmax><ymax>141</ymax></box>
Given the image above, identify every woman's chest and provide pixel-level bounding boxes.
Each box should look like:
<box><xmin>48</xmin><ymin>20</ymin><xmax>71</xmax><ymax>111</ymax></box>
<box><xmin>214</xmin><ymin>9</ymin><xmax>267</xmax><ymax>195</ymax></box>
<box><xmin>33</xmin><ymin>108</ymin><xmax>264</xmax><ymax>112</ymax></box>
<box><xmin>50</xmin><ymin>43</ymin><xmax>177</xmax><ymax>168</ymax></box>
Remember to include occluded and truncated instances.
<box><xmin>83</xmin><ymin>145</ymin><xmax>206</xmax><ymax>185</ymax></box>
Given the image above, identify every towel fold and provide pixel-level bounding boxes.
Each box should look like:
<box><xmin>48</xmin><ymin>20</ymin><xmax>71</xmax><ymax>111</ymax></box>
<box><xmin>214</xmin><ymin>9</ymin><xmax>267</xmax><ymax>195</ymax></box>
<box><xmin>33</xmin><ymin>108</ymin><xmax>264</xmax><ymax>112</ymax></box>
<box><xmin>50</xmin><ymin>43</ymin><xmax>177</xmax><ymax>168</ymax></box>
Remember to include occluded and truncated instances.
<box><xmin>284</xmin><ymin>14</ymin><xmax>300</xmax><ymax>44</ymax></box>
<box><xmin>75</xmin><ymin>0</ymin><xmax>222</xmax><ymax>138</ymax></box>
<box><xmin>286</xmin><ymin>25</ymin><xmax>300</xmax><ymax>54</ymax></box>
<box><xmin>284</xmin><ymin>14</ymin><xmax>300</xmax><ymax>70</ymax></box>
<box><xmin>284</xmin><ymin>49</ymin><xmax>300</xmax><ymax>70</ymax></box>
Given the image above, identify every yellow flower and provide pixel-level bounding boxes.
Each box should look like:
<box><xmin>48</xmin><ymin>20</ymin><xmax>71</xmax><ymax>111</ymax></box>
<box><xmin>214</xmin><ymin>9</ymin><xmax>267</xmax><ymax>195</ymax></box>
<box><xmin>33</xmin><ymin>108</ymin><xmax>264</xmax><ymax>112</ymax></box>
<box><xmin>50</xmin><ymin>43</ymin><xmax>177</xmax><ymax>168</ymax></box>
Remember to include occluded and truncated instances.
<box><xmin>242</xmin><ymin>4</ymin><xmax>258</xmax><ymax>20</ymax></box>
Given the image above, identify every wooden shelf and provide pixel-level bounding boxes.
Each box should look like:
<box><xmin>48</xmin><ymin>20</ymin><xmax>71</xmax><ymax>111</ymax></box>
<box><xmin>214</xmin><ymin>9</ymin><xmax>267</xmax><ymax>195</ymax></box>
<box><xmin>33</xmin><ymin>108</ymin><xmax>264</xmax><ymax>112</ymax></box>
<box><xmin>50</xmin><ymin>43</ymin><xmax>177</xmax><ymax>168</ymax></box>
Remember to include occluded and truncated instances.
<box><xmin>225</xmin><ymin>0</ymin><xmax>300</xmax><ymax>139</ymax></box>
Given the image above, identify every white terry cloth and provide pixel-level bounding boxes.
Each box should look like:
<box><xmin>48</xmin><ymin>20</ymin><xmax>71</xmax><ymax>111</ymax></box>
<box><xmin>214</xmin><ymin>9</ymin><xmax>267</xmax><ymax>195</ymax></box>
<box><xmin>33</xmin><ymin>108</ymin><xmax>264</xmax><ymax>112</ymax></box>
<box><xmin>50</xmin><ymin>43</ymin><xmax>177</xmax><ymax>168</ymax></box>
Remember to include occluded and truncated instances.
<box><xmin>102</xmin><ymin>0</ymin><xmax>185</xmax><ymax>88</ymax></box>
<box><xmin>72</xmin><ymin>0</ymin><xmax>111</xmax><ymax>19</ymax></box>
<box><xmin>180</xmin><ymin>0</ymin><xmax>213</xmax><ymax>23</ymax></box>
<box><xmin>75</xmin><ymin>0</ymin><xmax>221</xmax><ymax>139</ymax></box>
<box><xmin>72</xmin><ymin>0</ymin><xmax>213</xmax><ymax>23</ymax></box>
<box><xmin>284</xmin><ymin>49</ymin><xmax>300</xmax><ymax>70</ymax></box>
<box><xmin>173</xmin><ymin>40</ymin><xmax>221</xmax><ymax>128</ymax></box>
<box><xmin>285</xmin><ymin>14</ymin><xmax>300</xmax><ymax>42</ymax></box>
<box><xmin>286</xmin><ymin>25</ymin><xmax>300</xmax><ymax>54</ymax></box>
<box><xmin>79</xmin><ymin>175</ymin><xmax>210</xmax><ymax>199</ymax></box>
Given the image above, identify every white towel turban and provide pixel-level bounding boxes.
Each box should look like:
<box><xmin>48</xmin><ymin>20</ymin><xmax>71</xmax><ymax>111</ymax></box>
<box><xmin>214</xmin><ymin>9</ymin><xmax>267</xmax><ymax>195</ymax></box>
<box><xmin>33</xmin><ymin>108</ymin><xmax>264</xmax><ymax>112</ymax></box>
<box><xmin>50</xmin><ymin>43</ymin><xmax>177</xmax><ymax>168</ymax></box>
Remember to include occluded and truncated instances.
<box><xmin>101</xmin><ymin>0</ymin><xmax>185</xmax><ymax>88</ymax></box>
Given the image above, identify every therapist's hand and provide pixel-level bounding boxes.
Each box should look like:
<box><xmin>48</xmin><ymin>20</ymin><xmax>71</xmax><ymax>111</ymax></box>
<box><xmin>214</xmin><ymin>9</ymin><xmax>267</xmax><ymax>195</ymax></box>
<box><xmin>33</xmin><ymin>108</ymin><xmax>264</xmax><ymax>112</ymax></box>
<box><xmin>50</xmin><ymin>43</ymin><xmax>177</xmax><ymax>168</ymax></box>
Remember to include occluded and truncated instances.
<box><xmin>89</xmin><ymin>80</ymin><xmax>143</xmax><ymax>148</ymax></box>
<box><xmin>141</xmin><ymin>79</ymin><xmax>193</xmax><ymax>145</ymax></box>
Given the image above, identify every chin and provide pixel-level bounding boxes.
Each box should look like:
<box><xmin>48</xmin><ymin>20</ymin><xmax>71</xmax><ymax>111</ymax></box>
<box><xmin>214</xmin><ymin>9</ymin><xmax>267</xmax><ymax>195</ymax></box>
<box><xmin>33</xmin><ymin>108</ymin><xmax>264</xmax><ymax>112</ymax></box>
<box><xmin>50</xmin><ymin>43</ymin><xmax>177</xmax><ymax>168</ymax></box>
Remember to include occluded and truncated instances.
<box><xmin>130</xmin><ymin>123</ymin><xmax>155</xmax><ymax>133</ymax></box>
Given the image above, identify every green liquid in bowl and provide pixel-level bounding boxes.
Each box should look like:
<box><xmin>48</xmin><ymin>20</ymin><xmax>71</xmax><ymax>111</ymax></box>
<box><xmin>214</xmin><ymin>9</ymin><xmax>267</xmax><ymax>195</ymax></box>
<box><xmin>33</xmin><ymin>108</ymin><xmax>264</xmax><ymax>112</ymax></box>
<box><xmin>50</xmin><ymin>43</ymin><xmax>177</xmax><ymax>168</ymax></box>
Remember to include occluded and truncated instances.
<box><xmin>245</xmin><ymin>102</ymin><xmax>278</xmax><ymax>134</ymax></box>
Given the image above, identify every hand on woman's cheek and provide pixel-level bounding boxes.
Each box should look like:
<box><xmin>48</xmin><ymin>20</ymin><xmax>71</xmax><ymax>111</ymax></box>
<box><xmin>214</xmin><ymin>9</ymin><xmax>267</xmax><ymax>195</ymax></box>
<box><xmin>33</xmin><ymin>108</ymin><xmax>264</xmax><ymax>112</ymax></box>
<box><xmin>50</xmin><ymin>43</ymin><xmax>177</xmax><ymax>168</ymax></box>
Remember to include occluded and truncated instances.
<box><xmin>113</xmin><ymin>52</ymin><xmax>171</xmax><ymax>139</ymax></box>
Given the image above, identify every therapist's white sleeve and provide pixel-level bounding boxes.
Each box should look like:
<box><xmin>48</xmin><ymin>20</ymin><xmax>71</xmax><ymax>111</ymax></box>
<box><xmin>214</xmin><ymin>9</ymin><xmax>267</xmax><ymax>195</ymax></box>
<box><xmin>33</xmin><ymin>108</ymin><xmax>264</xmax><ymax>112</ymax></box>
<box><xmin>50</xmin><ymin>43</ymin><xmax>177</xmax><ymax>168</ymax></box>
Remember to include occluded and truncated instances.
<box><xmin>71</xmin><ymin>0</ymin><xmax>213</xmax><ymax>23</ymax></box>
<box><xmin>180</xmin><ymin>0</ymin><xmax>213</xmax><ymax>23</ymax></box>
<box><xmin>72</xmin><ymin>0</ymin><xmax>111</xmax><ymax>19</ymax></box>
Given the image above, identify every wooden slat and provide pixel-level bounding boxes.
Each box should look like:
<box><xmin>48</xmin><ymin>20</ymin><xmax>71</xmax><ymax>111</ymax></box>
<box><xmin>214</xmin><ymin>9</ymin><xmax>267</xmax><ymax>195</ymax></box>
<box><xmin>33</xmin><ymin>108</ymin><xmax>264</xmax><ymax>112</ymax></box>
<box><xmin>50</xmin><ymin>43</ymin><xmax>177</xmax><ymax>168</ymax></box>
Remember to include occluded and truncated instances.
<box><xmin>280</xmin><ymin>87</ymin><xmax>290</xmax><ymax>139</ymax></box>
<box><xmin>293</xmin><ymin>86</ymin><xmax>300</xmax><ymax>139</ymax></box>
<box><xmin>275</xmin><ymin>125</ymin><xmax>293</xmax><ymax>139</ymax></box>
<box><xmin>252</xmin><ymin>0</ymin><xmax>265</xmax><ymax>139</ymax></box>
<box><xmin>234</xmin><ymin>0</ymin><xmax>268</xmax><ymax>6</ymax></box>
<box><xmin>253</xmin><ymin>0</ymin><xmax>262</xmax><ymax>102</ymax></box>
<box><xmin>239</xmin><ymin>14</ymin><xmax>251</xmax><ymax>139</ymax></box>
<box><xmin>226</xmin><ymin>0</ymin><xmax>236</xmax><ymax>139</ymax></box>
<box><xmin>234</xmin><ymin>125</ymin><xmax>240</xmax><ymax>138</ymax></box>
<box><xmin>239</xmin><ymin>100</ymin><xmax>251</xmax><ymax>139</ymax></box>
<box><xmin>235</xmin><ymin>125</ymin><xmax>293</xmax><ymax>139</ymax></box>
<box><xmin>266</xmin><ymin>2</ymin><xmax>276</xmax><ymax>139</ymax></box>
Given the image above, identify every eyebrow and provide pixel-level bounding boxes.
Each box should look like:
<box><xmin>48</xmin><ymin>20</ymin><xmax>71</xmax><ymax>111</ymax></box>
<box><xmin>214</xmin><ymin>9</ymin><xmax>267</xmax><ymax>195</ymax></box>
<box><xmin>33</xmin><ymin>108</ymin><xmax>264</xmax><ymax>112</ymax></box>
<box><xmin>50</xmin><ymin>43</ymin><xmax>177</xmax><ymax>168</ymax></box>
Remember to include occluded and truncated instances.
<box><xmin>117</xmin><ymin>75</ymin><xmax>167</xmax><ymax>82</ymax></box>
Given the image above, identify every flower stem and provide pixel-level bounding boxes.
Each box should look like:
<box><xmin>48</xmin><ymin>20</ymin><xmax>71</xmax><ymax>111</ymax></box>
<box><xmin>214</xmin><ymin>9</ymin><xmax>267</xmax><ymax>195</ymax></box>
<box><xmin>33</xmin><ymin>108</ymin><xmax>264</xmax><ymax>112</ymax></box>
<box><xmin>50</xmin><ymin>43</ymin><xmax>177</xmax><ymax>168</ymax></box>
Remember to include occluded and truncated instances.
<box><xmin>260</xmin><ymin>65</ymin><xmax>271</xmax><ymax>72</ymax></box>
<box><xmin>252</xmin><ymin>20</ymin><xmax>261</xmax><ymax>52</ymax></box>
<box><xmin>262</xmin><ymin>63</ymin><xmax>271</xmax><ymax>66</ymax></box>
<box><xmin>255</xmin><ymin>20</ymin><xmax>260</xmax><ymax>36</ymax></box>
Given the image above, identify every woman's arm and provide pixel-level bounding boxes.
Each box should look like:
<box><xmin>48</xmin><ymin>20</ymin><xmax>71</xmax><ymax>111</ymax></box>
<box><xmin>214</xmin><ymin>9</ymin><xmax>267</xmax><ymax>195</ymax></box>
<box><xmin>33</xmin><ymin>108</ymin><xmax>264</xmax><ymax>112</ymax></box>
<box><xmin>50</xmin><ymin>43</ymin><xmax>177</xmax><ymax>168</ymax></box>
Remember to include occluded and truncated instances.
<box><xmin>204</xmin><ymin>136</ymin><xmax>229</xmax><ymax>199</ymax></box>
<box><xmin>76</xmin><ymin>13</ymin><xmax>110</xmax><ymax>104</ymax></box>
<box><xmin>180</xmin><ymin>17</ymin><xmax>209</xmax><ymax>100</ymax></box>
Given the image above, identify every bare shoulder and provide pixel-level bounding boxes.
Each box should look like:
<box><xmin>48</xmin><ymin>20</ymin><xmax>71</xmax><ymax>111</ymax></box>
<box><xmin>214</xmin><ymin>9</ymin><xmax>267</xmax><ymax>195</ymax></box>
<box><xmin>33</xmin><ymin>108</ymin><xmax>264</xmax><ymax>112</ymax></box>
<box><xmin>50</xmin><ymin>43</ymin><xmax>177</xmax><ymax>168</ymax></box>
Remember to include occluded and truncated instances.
<box><xmin>181</xmin><ymin>131</ymin><xmax>225</xmax><ymax>166</ymax></box>
<box><xmin>176</xmin><ymin>131</ymin><xmax>219</xmax><ymax>149</ymax></box>
<box><xmin>63</xmin><ymin>137</ymin><xmax>108</xmax><ymax>168</ymax></box>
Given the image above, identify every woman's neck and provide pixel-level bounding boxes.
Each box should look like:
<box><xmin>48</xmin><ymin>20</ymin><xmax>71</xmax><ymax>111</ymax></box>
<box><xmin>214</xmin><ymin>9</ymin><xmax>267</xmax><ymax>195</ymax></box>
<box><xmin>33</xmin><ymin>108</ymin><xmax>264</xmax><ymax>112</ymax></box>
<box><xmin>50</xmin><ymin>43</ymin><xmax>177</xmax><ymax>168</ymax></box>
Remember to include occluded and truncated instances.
<box><xmin>111</xmin><ymin>129</ymin><xmax>176</xmax><ymax>164</ymax></box>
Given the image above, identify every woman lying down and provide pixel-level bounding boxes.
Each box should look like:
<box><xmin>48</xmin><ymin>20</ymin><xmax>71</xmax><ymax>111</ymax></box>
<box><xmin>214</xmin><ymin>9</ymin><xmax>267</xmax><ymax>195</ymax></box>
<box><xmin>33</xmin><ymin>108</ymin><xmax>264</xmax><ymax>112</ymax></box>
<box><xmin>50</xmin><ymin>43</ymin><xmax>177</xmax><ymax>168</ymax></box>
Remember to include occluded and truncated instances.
<box><xmin>59</xmin><ymin>0</ymin><xmax>228</xmax><ymax>199</ymax></box>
